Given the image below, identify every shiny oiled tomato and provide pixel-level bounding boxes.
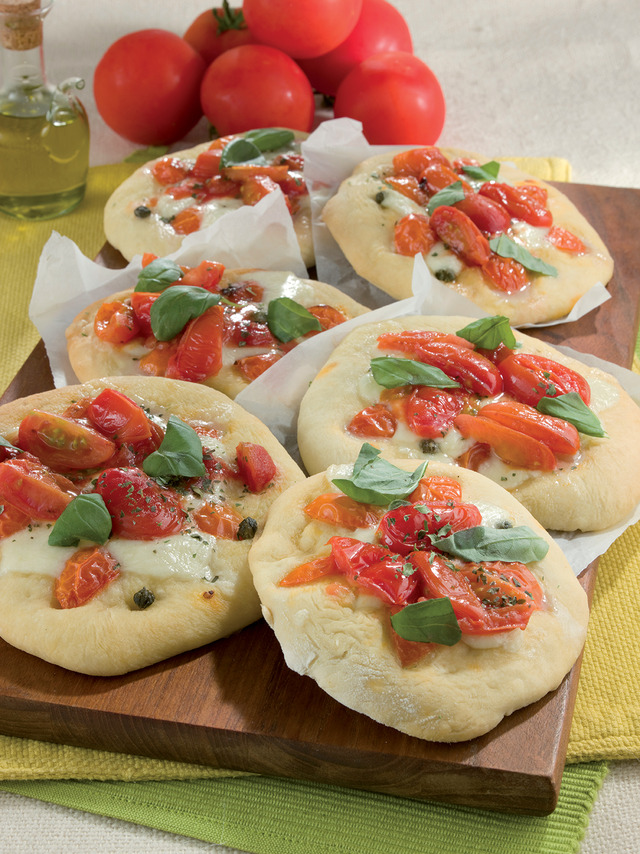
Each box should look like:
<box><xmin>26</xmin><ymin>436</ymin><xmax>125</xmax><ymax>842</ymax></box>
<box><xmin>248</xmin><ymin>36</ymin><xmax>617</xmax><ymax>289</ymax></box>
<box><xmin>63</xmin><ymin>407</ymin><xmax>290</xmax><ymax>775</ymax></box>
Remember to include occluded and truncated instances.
<box><xmin>279</xmin><ymin>553</ymin><xmax>336</xmax><ymax>587</ymax></box>
<box><xmin>394</xmin><ymin>213</ymin><xmax>436</xmax><ymax>256</ymax></box>
<box><xmin>94</xmin><ymin>30</ymin><xmax>206</xmax><ymax>145</ymax></box>
<box><xmin>429</xmin><ymin>206</ymin><xmax>491</xmax><ymax>267</ymax></box>
<box><xmin>454</xmin><ymin>194</ymin><xmax>511</xmax><ymax>236</ymax></box>
<box><xmin>421</xmin><ymin>163</ymin><xmax>471</xmax><ymax>196</ymax></box>
<box><xmin>393</xmin><ymin>146</ymin><xmax>452</xmax><ymax>176</ymax></box>
<box><xmin>0</xmin><ymin>455</ymin><xmax>73</xmax><ymax>520</ymax></box>
<box><xmin>303</xmin><ymin>493</ymin><xmax>383</xmax><ymax>531</ymax></box>
<box><xmin>184</xmin><ymin>2</ymin><xmax>255</xmax><ymax>65</ymax></box>
<box><xmin>94</xmin><ymin>300</ymin><xmax>140</xmax><ymax>345</ymax></box>
<box><xmin>193</xmin><ymin>502</ymin><xmax>244</xmax><ymax>539</ymax></box>
<box><xmin>347</xmin><ymin>403</ymin><xmax>397</xmax><ymax>438</ymax></box>
<box><xmin>165</xmin><ymin>305</ymin><xmax>225</xmax><ymax>383</ymax></box>
<box><xmin>200</xmin><ymin>45</ymin><xmax>315</xmax><ymax>135</ymax></box>
<box><xmin>235</xmin><ymin>442</ymin><xmax>276</xmax><ymax>492</ymax></box>
<box><xmin>0</xmin><ymin>501</ymin><xmax>30</xmax><ymax>538</ymax></box>
<box><xmin>377</xmin><ymin>502</ymin><xmax>482</xmax><ymax>556</ymax></box>
<box><xmin>180</xmin><ymin>259</ymin><xmax>226</xmax><ymax>292</ymax></box>
<box><xmin>408</xmin><ymin>475</ymin><xmax>463</xmax><ymax>504</ymax></box>
<box><xmin>55</xmin><ymin>546</ymin><xmax>121</xmax><ymax>609</ymax></box>
<box><xmin>478</xmin><ymin>400</ymin><xmax>580</xmax><ymax>455</ymax></box>
<box><xmin>297</xmin><ymin>0</ymin><xmax>413</xmax><ymax>96</ymax></box>
<box><xmin>234</xmin><ymin>352</ymin><xmax>281</xmax><ymax>381</ymax></box>
<box><xmin>334</xmin><ymin>52</ymin><xmax>445</xmax><ymax>145</ymax></box>
<box><xmin>384</xmin><ymin>175</ymin><xmax>429</xmax><ymax>205</ymax></box>
<box><xmin>405</xmin><ymin>386</ymin><xmax>469</xmax><ymax>439</ymax></box>
<box><xmin>479</xmin><ymin>182</ymin><xmax>552</xmax><ymax>227</ymax></box>
<box><xmin>18</xmin><ymin>411</ymin><xmax>116</xmax><ymax>471</ymax></box>
<box><xmin>547</xmin><ymin>226</ymin><xmax>587</xmax><ymax>254</ymax></box>
<box><xmin>130</xmin><ymin>292</ymin><xmax>159</xmax><ymax>337</ymax></box>
<box><xmin>499</xmin><ymin>353</ymin><xmax>591</xmax><ymax>406</ymax></box>
<box><xmin>482</xmin><ymin>255</ymin><xmax>529</xmax><ymax>294</ymax></box>
<box><xmin>306</xmin><ymin>305</ymin><xmax>347</xmax><ymax>331</ymax></box>
<box><xmin>355</xmin><ymin>554</ymin><xmax>419</xmax><ymax>605</ymax></box>
<box><xmin>243</xmin><ymin>0</ymin><xmax>363</xmax><ymax>59</ymax></box>
<box><xmin>454</xmin><ymin>413</ymin><xmax>557</xmax><ymax>471</ymax></box>
<box><xmin>94</xmin><ymin>468</ymin><xmax>185</xmax><ymax>540</ymax></box>
<box><xmin>327</xmin><ymin>536</ymin><xmax>389</xmax><ymax>580</ymax></box>
<box><xmin>85</xmin><ymin>389</ymin><xmax>154</xmax><ymax>445</ymax></box>
<box><xmin>377</xmin><ymin>330</ymin><xmax>475</xmax><ymax>353</ymax></box>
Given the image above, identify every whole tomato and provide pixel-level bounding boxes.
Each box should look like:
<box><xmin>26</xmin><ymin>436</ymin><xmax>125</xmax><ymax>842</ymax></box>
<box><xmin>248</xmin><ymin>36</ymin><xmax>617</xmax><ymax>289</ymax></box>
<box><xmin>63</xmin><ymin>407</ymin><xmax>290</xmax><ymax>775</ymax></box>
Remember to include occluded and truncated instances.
<box><xmin>334</xmin><ymin>51</ymin><xmax>446</xmax><ymax>145</ymax></box>
<box><xmin>298</xmin><ymin>0</ymin><xmax>413</xmax><ymax>97</ymax></box>
<box><xmin>183</xmin><ymin>1</ymin><xmax>255</xmax><ymax>65</ymax></box>
<box><xmin>94</xmin><ymin>29</ymin><xmax>206</xmax><ymax>145</ymax></box>
<box><xmin>200</xmin><ymin>44</ymin><xmax>315</xmax><ymax>134</ymax></box>
<box><xmin>242</xmin><ymin>0</ymin><xmax>363</xmax><ymax>59</ymax></box>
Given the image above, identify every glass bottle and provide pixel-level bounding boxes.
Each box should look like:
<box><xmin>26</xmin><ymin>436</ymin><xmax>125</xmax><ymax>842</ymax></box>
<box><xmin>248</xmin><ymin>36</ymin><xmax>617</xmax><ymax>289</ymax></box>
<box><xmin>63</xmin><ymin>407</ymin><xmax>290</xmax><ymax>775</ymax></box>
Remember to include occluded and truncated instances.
<box><xmin>0</xmin><ymin>0</ymin><xmax>90</xmax><ymax>219</ymax></box>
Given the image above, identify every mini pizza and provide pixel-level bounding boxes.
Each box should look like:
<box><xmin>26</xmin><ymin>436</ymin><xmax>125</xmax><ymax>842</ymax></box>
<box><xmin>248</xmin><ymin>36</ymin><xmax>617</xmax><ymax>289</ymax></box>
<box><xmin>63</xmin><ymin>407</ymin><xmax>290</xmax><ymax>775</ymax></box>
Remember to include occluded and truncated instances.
<box><xmin>66</xmin><ymin>254</ymin><xmax>369</xmax><ymax>399</ymax></box>
<box><xmin>249</xmin><ymin>450</ymin><xmax>589</xmax><ymax>742</ymax></box>
<box><xmin>104</xmin><ymin>128</ymin><xmax>314</xmax><ymax>266</ymax></box>
<box><xmin>297</xmin><ymin>315</ymin><xmax>640</xmax><ymax>532</ymax></box>
<box><xmin>322</xmin><ymin>146</ymin><xmax>613</xmax><ymax>326</ymax></box>
<box><xmin>0</xmin><ymin>376</ymin><xmax>303</xmax><ymax>675</ymax></box>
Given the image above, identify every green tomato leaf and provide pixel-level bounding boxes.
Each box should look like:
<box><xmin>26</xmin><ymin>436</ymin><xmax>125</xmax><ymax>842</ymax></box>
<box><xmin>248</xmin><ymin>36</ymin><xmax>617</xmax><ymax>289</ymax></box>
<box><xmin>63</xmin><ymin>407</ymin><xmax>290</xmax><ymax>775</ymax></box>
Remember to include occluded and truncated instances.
<box><xmin>536</xmin><ymin>392</ymin><xmax>606</xmax><ymax>438</ymax></box>
<box><xmin>456</xmin><ymin>315</ymin><xmax>517</xmax><ymax>350</ymax></box>
<box><xmin>370</xmin><ymin>356</ymin><xmax>460</xmax><ymax>389</ymax></box>
<box><xmin>48</xmin><ymin>494</ymin><xmax>112</xmax><ymax>547</ymax></box>
<box><xmin>390</xmin><ymin>598</ymin><xmax>462</xmax><ymax>646</ymax></box>
<box><xmin>267</xmin><ymin>297</ymin><xmax>321</xmax><ymax>343</ymax></box>
<box><xmin>461</xmin><ymin>160</ymin><xmax>501</xmax><ymax>182</ymax></box>
<box><xmin>220</xmin><ymin>137</ymin><xmax>266</xmax><ymax>168</ymax></box>
<box><xmin>142</xmin><ymin>416</ymin><xmax>206</xmax><ymax>480</ymax></box>
<box><xmin>426</xmin><ymin>181</ymin><xmax>466</xmax><ymax>215</ymax></box>
<box><xmin>490</xmin><ymin>234</ymin><xmax>558</xmax><ymax>277</ymax></box>
<box><xmin>244</xmin><ymin>127</ymin><xmax>295</xmax><ymax>151</ymax></box>
<box><xmin>150</xmin><ymin>285</ymin><xmax>222</xmax><ymax>341</ymax></box>
<box><xmin>332</xmin><ymin>443</ymin><xmax>428</xmax><ymax>507</ymax></box>
<box><xmin>135</xmin><ymin>258</ymin><xmax>184</xmax><ymax>293</ymax></box>
<box><xmin>432</xmin><ymin>525</ymin><xmax>549</xmax><ymax>563</ymax></box>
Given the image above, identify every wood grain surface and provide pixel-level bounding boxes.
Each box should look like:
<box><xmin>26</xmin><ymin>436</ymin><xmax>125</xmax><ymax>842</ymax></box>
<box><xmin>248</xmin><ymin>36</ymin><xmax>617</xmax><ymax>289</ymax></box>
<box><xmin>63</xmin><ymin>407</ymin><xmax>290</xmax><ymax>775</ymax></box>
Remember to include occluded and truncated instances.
<box><xmin>0</xmin><ymin>182</ymin><xmax>638</xmax><ymax>815</ymax></box>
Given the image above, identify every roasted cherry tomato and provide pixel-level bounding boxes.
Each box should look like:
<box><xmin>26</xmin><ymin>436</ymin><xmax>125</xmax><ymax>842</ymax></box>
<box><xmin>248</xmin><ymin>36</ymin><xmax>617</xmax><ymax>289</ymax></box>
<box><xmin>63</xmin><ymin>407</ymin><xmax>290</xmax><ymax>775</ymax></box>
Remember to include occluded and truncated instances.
<box><xmin>394</xmin><ymin>213</ymin><xmax>436</xmax><ymax>256</ymax></box>
<box><xmin>547</xmin><ymin>226</ymin><xmax>587</xmax><ymax>254</ymax></box>
<box><xmin>171</xmin><ymin>208</ymin><xmax>202</xmax><ymax>235</ymax></box>
<box><xmin>454</xmin><ymin>193</ymin><xmax>511</xmax><ymax>235</ymax></box>
<box><xmin>327</xmin><ymin>535</ymin><xmax>389</xmax><ymax>581</ymax></box>
<box><xmin>85</xmin><ymin>389</ymin><xmax>154</xmax><ymax>446</ymax></box>
<box><xmin>94</xmin><ymin>468</ymin><xmax>185</xmax><ymax>539</ymax></box>
<box><xmin>385</xmin><ymin>175</ymin><xmax>429</xmax><ymax>206</ymax></box>
<box><xmin>130</xmin><ymin>292</ymin><xmax>159</xmax><ymax>337</ymax></box>
<box><xmin>0</xmin><ymin>454</ymin><xmax>73</xmax><ymax>520</ymax></box>
<box><xmin>377</xmin><ymin>501</ymin><xmax>482</xmax><ymax>556</ymax></box>
<box><xmin>392</xmin><ymin>146</ymin><xmax>452</xmax><ymax>177</ymax></box>
<box><xmin>55</xmin><ymin>546</ymin><xmax>120</xmax><ymax>609</ymax></box>
<box><xmin>408</xmin><ymin>475</ymin><xmax>463</xmax><ymax>504</ymax></box>
<box><xmin>165</xmin><ymin>305</ymin><xmax>225</xmax><ymax>383</ymax></box>
<box><xmin>307</xmin><ymin>305</ymin><xmax>348</xmax><ymax>331</ymax></box>
<box><xmin>429</xmin><ymin>206</ymin><xmax>491</xmax><ymax>267</ymax></box>
<box><xmin>377</xmin><ymin>330</ymin><xmax>475</xmax><ymax>353</ymax></box>
<box><xmin>234</xmin><ymin>352</ymin><xmax>281</xmax><ymax>382</ymax></box>
<box><xmin>404</xmin><ymin>386</ymin><xmax>469</xmax><ymax>439</ymax></box>
<box><xmin>347</xmin><ymin>404</ymin><xmax>397</xmax><ymax>438</ymax></box>
<box><xmin>355</xmin><ymin>554</ymin><xmax>419</xmax><ymax>605</ymax></box>
<box><xmin>94</xmin><ymin>300</ymin><xmax>140</xmax><ymax>345</ymax></box>
<box><xmin>421</xmin><ymin>163</ymin><xmax>471</xmax><ymax>196</ymax></box>
<box><xmin>482</xmin><ymin>255</ymin><xmax>529</xmax><ymax>294</ymax></box>
<box><xmin>303</xmin><ymin>493</ymin><xmax>383</xmax><ymax>531</ymax></box>
<box><xmin>279</xmin><ymin>553</ymin><xmax>336</xmax><ymax>587</ymax></box>
<box><xmin>18</xmin><ymin>410</ymin><xmax>116</xmax><ymax>471</ymax></box>
<box><xmin>454</xmin><ymin>413</ymin><xmax>557</xmax><ymax>471</ymax></box>
<box><xmin>388</xmin><ymin>340</ymin><xmax>502</xmax><ymax>397</ymax></box>
<box><xmin>0</xmin><ymin>501</ymin><xmax>31</xmax><ymax>538</ymax></box>
<box><xmin>235</xmin><ymin>442</ymin><xmax>276</xmax><ymax>492</ymax></box>
<box><xmin>478</xmin><ymin>400</ymin><xmax>580</xmax><ymax>456</ymax></box>
<box><xmin>479</xmin><ymin>182</ymin><xmax>552</xmax><ymax>227</ymax></box>
<box><xmin>499</xmin><ymin>353</ymin><xmax>591</xmax><ymax>406</ymax></box>
<box><xmin>193</xmin><ymin>501</ymin><xmax>244</xmax><ymax>539</ymax></box>
<box><xmin>180</xmin><ymin>259</ymin><xmax>226</xmax><ymax>291</ymax></box>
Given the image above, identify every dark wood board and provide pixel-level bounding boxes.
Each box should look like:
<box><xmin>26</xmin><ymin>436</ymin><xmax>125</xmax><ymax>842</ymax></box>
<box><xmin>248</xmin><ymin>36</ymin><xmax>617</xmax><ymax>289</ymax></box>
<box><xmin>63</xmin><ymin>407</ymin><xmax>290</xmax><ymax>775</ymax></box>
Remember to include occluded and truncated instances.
<box><xmin>0</xmin><ymin>182</ymin><xmax>638</xmax><ymax>816</ymax></box>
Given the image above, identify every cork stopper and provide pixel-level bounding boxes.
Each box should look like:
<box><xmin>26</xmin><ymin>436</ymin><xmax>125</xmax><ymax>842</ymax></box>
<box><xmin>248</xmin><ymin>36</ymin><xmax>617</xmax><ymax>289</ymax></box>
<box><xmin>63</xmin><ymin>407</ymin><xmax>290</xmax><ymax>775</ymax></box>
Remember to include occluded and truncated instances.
<box><xmin>0</xmin><ymin>0</ymin><xmax>45</xmax><ymax>51</ymax></box>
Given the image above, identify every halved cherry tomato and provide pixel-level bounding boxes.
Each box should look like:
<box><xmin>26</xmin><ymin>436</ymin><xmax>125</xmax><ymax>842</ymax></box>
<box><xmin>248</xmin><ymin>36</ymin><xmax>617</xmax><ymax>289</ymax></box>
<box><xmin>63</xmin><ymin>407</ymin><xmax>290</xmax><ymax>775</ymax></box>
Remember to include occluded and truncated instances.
<box><xmin>303</xmin><ymin>493</ymin><xmax>383</xmax><ymax>531</ymax></box>
<box><xmin>141</xmin><ymin>253</ymin><xmax>158</xmax><ymax>267</ymax></box>
<box><xmin>203</xmin><ymin>454</ymin><xmax>240</xmax><ymax>483</ymax></box>
<box><xmin>356</xmin><ymin>554</ymin><xmax>419</xmax><ymax>605</ymax></box>
<box><xmin>138</xmin><ymin>340</ymin><xmax>180</xmax><ymax>377</ymax></box>
<box><xmin>377</xmin><ymin>330</ymin><xmax>475</xmax><ymax>354</ymax></box>
<box><xmin>55</xmin><ymin>546</ymin><xmax>120</xmax><ymax>609</ymax></box>
<box><xmin>306</xmin><ymin>305</ymin><xmax>347</xmax><ymax>331</ymax></box>
<box><xmin>165</xmin><ymin>304</ymin><xmax>225</xmax><ymax>382</ymax></box>
<box><xmin>94</xmin><ymin>467</ymin><xmax>185</xmax><ymax>539</ymax></box>
<box><xmin>85</xmin><ymin>389</ymin><xmax>154</xmax><ymax>445</ymax></box>
<box><xmin>392</xmin><ymin>146</ymin><xmax>452</xmax><ymax>177</ymax></box>
<box><xmin>224</xmin><ymin>305</ymin><xmax>277</xmax><ymax>347</ymax></box>
<box><xmin>327</xmin><ymin>535</ymin><xmax>389</xmax><ymax>581</ymax></box>
<box><xmin>478</xmin><ymin>400</ymin><xmax>580</xmax><ymax>456</ymax></box>
<box><xmin>429</xmin><ymin>206</ymin><xmax>491</xmax><ymax>267</ymax></box>
<box><xmin>377</xmin><ymin>501</ymin><xmax>482</xmax><ymax>556</ymax></box>
<box><xmin>482</xmin><ymin>255</ymin><xmax>529</xmax><ymax>294</ymax></box>
<box><xmin>394</xmin><ymin>213</ymin><xmax>437</xmax><ymax>257</ymax></box>
<box><xmin>130</xmin><ymin>292</ymin><xmax>159</xmax><ymax>337</ymax></box>
<box><xmin>391</xmin><ymin>340</ymin><xmax>503</xmax><ymax>397</ymax></box>
<box><xmin>384</xmin><ymin>175</ymin><xmax>429</xmax><ymax>205</ymax></box>
<box><xmin>235</xmin><ymin>351</ymin><xmax>281</xmax><ymax>381</ymax></box>
<box><xmin>499</xmin><ymin>353</ymin><xmax>591</xmax><ymax>406</ymax></box>
<box><xmin>236</xmin><ymin>442</ymin><xmax>276</xmax><ymax>492</ymax></box>
<box><xmin>460</xmin><ymin>559</ymin><xmax>546</xmax><ymax>617</ymax></box>
<box><xmin>0</xmin><ymin>501</ymin><xmax>30</xmax><ymax>538</ymax></box>
<box><xmin>454</xmin><ymin>413</ymin><xmax>556</xmax><ymax>470</ymax></box>
<box><xmin>408</xmin><ymin>475</ymin><xmax>462</xmax><ymax>504</ymax></box>
<box><xmin>192</xmin><ymin>148</ymin><xmax>223</xmax><ymax>180</ymax></box>
<box><xmin>456</xmin><ymin>441</ymin><xmax>491</xmax><ymax>471</ymax></box>
<box><xmin>421</xmin><ymin>163</ymin><xmax>471</xmax><ymax>196</ymax></box>
<box><xmin>405</xmin><ymin>386</ymin><xmax>469</xmax><ymax>439</ymax></box>
<box><xmin>347</xmin><ymin>403</ymin><xmax>397</xmax><ymax>438</ymax></box>
<box><xmin>0</xmin><ymin>454</ymin><xmax>73</xmax><ymax>520</ymax></box>
<box><xmin>547</xmin><ymin>226</ymin><xmax>587</xmax><ymax>254</ymax></box>
<box><xmin>220</xmin><ymin>280</ymin><xmax>264</xmax><ymax>303</ymax></box>
<box><xmin>388</xmin><ymin>615</ymin><xmax>435</xmax><ymax>667</ymax></box>
<box><xmin>479</xmin><ymin>182</ymin><xmax>552</xmax><ymax>227</ymax></box>
<box><xmin>517</xmin><ymin>181</ymin><xmax>549</xmax><ymax>205</ymax></box>
<box><xmin>180</xmin><ymin>259</ymin><xmax>226</xmax><ymax>291</ymax></box>
<box><xmin>152</xmin><ymin>157</ymin><xmax>191</xmax><ymax>185</ymax></box>
<box><xmin>222</xmin><ymin>163</ymin><xmax>290</xmax><ymax>183</ymax></box>
<box><xmin>94</xmin><ymin>300</ymin><xmax>140</xmax><ymax>345</ymax></box>
<box><xmin>454</xmin><ymin>194</ymin><xmax>511</xmax><ymax>235</ymax></box>
<box><xmin>279</xmin><ymin>553</ymin><xmax>337</xmax><ymax>587</ymax></box>
<box><xmin>18</xmin><ymin>411</ymin><xmax>116</xmax><ymax>471</ymax></box>
<box><xmin>240</xmin><ymin>174</ymin><xmax>281</xmax><ymax>206</ymax></box>
<box><xmin>193</xmin><ymin>501</ymin><xmax>244</xmax><ymax>539</ymax></box>
<box><xmin>171</xmin><ymin>207</ymin><xmax>202</xmax><ymax>235</ymax></box>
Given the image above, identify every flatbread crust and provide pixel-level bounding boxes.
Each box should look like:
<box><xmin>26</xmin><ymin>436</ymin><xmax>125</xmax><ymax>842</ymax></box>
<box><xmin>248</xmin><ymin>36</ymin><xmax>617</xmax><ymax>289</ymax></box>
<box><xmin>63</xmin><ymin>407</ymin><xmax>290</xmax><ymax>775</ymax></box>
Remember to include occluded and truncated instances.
<box><xmin>0</xmin><ymin>376</ymin><xmax>304</xmax><ymax>675</ymax></box>
<box><xmin>104</xmin><ymin>132</ymin><xmax>314</xmax><ymax>266</ymax></box>
<box><xmin>297</xmin><ymin>315</ymin><xmax>640</xmax><ymax>532</ymax></box>
<box><xmin>322</xmin><ymin>148</ymin><xmax>613</xmax><ymax>326</ymax></box>
<box><xmin>66</xmin><ymin>268</ymin><xmax>369</xmax><ymax>399</ymax></box>
<box><xmin>249</xmin><ymin>460</ymin><xmax>589</xmax><ymax>742</ymax></box>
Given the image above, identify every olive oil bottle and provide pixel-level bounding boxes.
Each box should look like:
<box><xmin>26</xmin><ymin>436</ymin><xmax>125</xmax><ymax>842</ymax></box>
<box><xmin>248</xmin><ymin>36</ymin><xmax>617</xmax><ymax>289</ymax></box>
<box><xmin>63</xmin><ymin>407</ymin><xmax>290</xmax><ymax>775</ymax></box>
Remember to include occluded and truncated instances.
<box><xmin>0</xmin><ymin>0</ymin><xmax>89</xmax><ymax>219</ymax></box>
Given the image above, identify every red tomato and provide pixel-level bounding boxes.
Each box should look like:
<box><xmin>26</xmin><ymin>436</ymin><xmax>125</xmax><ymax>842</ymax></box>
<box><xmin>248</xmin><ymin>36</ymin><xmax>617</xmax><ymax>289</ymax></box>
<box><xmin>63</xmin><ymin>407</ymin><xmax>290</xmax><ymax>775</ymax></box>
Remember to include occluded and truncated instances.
<box><xmin>356</xmin><ymin>554</ymin><xmax>420</xmax><ymax>605</ymax></box>
<box><xmin>297</xmin><ymin>0</ymin><xmax>412</xmax><ymax>96</ymax></box>
<box><xmin>279</xmin><ymin>554</ymin><xmax>336</xmax><ymax>587</ymax></box>
<box><xmin>479</xmin><ymin>182</ymin><xmax>552</xmax><ymax>227</ymax></box>
<box><xmin>327</xmin><ymin>535</ymin><xmax>389</xmax><ymax>581</ymax></box>
<box><xmin>393</xmin><ymin>146</ymin><xmax>452</xmax><ymax>176</ymax></box>
<box><xmin>0</xmin><ymin>455</ymin><xmax>73</xmax><ymax>520</ymax></box>
<box><xmin>303</xmin><ymin>493</ymin><xmax>383</xmax><ymax>531</ymax></box>
<box><xmin>180</xmin><ymin>260</ymin><xmax>226</xmax><ymax>292</ymax></box>
<box><xmin>334</xmin><ymin>52</ymin><xmax>445</xmax><ymax>145</ymax></box>
<box><xmin>454</xmin><ymin>194</ymin><xmax>511</xmax><ymax>235</ymax></box>
<box><xmin>377</xmin><ymin>502</ymin><xmax>482</xmax><ymax>556</ymax></box>
<box><xmin>429</xmin><ymin>206</ymin><xmax>491</xmax><ymax>267</ymax></box>
<box><xmin>547</xmin><ymin>226</ymin><xmax>587</xmax><ymax>254</ymax></box>
<box><xmin>408</xmin><ymin>475</ymin><xmax>462</xmax><ymax>504</ymax></box>
<box><xmin>478</xmin><ymin>400</ymin><xmax>580</xmax><ymax>456</ymax></box>
<box><xmin>200</xmin><ymin>45</ymin><xmax>315</xmax><ymax>135</ymax></box>
<box><xmin>421</xmin><ymin>163</ymin><xmax>471</xmax><ymax>196</ymax></box>
<box><xmin>94</xmin><ymin>300</ymin><xmax>140</xmax><ymax>345</ymax></box>
<box><xmin>306</xmin><ymin>305</ymin><xmax>347</xmax><ymax>331</ymax></box>
<box><xmin>18</xmin><ymin>411</ymin><xmax>116</xmax><ymax>471</ymax></box>
<box><xmin>193</xmin><ymin>501</ymin><xmax>244</xmax><ymax>539</ymax></box>
<box><xmin>55</xmin><ymin>546</ymin><xmax>121</xmax><ymax>609</ymax></box>
<box><xmin>0</xmin><ymin>500</ymin><xmax>31</xmax><ymax>538</ymax></box>
<box><xmin>234</xmin><ymin>351</ymin><xmax>281</xmax><ymax>381</ymax></box>
<box><xmin>224</xmin><ymin>305</ymin><xmax>277</xmax><ymax>347</ymax></box>
<box><xmin>130</xmin><ymin>292</ymin><xmax>159</xmax><ymax>337</ymax></box>
<box><xmin>377</xmin><ymin>330</ymin><xmax>476</xmax><ymax>353</ymax></box>
<box><xmin>165</xmin><ymin>305</ymin><xmax>225</xmax><ymax>383</ymax></box>
<box><xmin>405</xmin><ymin>386</ymin><xmax>469</xmax><ymax>439</ymax></box>
<box><xmin>235</xmin><ymin>442</ymin><xmax>277</xmax><ymax>492</ymax></box>
<box><xmin>394</xmin><ymin>213</ymin><xmax>437</xmax><ymax>256</ymax></box>
<box><xmin>499</xmin><ymin>353</ymin><xmax>591</xmax><ymax>407</ymax></box>
<box><xmin>347</xmin><ymin>403</ymin><xmax>397</xmax><ymax>438</ymax></box>
<box><xmin>184</xmin><ymin>2</ymin><xmax>255</xmax><ymax>65</ymax></box>
<box><xmin>454</xmin><ymin>413</ymin><xmax>557</xmax><ymax>471</ymax></box>
<box><xmin>94</xmin><ymin>468</ymin><xmax>185</xmax><ymax>539</ymax></box>
<box><xmin>482</xmin><ymin>255</ymin><xmax>529</xmax><ymax>294</ymax></box>
<box><xmin>385</xmin><ymin>175</ymin><xmax>429</xmax><ymax>206</ymax></box>
<box><xmin>243</xmin><ymin>0</ymin><xmax>363</xmax><ymax>59</ymax></box>
<box><xmin>85</xmin><ymin>389</ymin><xmax>154</xmax><ymax>446</ymax></box>
<box><xmin>171</xmin><ymin>208</ymin><xmax>202</xmax><ymax>235</ymax></box>
<box><xmin>94</xmin><ymin>30</ymin><xmax>206</xmax><ymax>145</ymax></box>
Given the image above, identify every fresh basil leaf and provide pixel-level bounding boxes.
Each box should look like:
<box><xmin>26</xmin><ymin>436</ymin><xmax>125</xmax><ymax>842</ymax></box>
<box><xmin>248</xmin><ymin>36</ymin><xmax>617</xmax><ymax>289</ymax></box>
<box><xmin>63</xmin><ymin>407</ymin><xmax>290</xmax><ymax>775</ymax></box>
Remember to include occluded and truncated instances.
<box><xmin>142</xmin><ymin>416</ymin><xmax>206</xmax><ymax>479</ymax></box>
<box><xmin>490</xmin><ymin>234</ymin><xmax>558</xmax><ymax>277</ymax></box>
<box><xmin>220</xmin><ymin>137</ymin><xmax>266</xmax><ymax>168</ymax></box>
<box><xmin>332</xmin><ymin>443</ymin><xmax>428</xmax><ymax>507</ymax></box>
<box><xmin>135</xmin><ymin>258</ymin><xmax>184</xmax><ymax>293</ymax></box>
<box><xmin>456</xmin><ymin>315</ymin><xmax>517</xmax><ymax>350</ymax></box>
<box><xmin>536</xmin><ymin>392</ymin><xmax>606</xmax><ymax>438</ymax></box>
<box><xmin>48</xmin><ymin>494</ymin><xmax>112</xmax><ymax>547</ymax></box>
<box><xmin>150</xmin><ymin>285</ymin><xmax>222</xmax><ymax>341</ymax></box>
<box><xmin>267</xmin><ymin>296</ymin><xmax>321</xmax><ymax>343</ymax></box>
<box><xmin>125</xmin><ymin>145</ymin><xmax>169</xmax><ymax>164</ymax></box>
<box><xmin>244</xmin><ymin>127</ymin><xmax>295</xmax><ymax>151</ymax></box>
<box><xmin>433</xmin><ymin>525</ymin><xmax>549</xmax><ymax>563</ymax></box>
<box><xmin>390</xmin><ymin>598</ymin><xmax>462</xmax><ymax>646</ymax></box>
<box><xmin>461</xmin><ymin>160</ymin><xmax>501</xmax><ymax>182</ymax></box>
<box><xmin>426</xmin><ymin>181</ymin><xmax>466</xmax><ymax>215</ymax></box>
<box><xmin>370</xmin><ymin>356</ymin><xmax>459</xmax><ymax>389</ymax></box>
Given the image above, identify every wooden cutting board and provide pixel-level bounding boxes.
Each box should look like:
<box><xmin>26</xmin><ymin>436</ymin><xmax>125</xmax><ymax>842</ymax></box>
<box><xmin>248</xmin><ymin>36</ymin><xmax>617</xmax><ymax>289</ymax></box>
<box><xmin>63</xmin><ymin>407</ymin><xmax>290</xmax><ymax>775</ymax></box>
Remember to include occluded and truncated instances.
<box><xmin>0</xmin><ymin>182</ymin><xmax>638</xmax><ymax>816</ymax></box>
